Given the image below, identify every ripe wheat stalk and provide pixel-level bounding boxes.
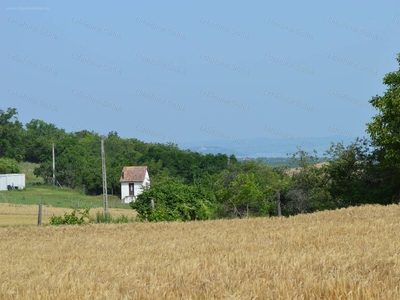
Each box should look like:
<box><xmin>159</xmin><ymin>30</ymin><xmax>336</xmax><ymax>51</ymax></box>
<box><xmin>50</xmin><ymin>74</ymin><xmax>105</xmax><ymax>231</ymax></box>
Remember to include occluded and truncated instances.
<box><xmin>1</xmin><ymin>204</ymin><xmax>400</xmax><ymax>299</ymax></box>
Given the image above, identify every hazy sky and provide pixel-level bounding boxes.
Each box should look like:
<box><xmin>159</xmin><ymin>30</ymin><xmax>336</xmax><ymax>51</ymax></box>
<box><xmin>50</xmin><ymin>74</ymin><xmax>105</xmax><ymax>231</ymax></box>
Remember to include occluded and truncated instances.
<box><xmin>2</xmin><ymin>1</ymin><xmax>400</xmax><ymax>146</ymax></box>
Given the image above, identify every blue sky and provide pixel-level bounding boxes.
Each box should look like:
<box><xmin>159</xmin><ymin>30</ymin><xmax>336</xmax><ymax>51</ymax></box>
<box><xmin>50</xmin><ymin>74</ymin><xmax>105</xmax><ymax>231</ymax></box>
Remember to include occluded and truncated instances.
<box><xmin>2</xmin><ymin>0</ymin><xmax>400</xmax><ymax>147</ymax></box>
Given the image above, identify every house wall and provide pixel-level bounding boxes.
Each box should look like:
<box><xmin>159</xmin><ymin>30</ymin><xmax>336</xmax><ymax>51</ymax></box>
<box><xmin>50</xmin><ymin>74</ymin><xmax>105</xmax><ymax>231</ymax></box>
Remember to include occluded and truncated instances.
<box><xmin>133</xmin><ymin>183</ymin><xmax>142</xmax><ymax>197</ymax></box>
<box><xmin>0</xmin><ymin>174</ymin><xmax>26</xmax><ymax>191</ymax></box>
<box><xmin>121</xmin><ymin>182</ymin><xmax>130</xmax><ymax>200</ymax></box>
<box><xmin>143</xmin><ymin>170</ymin><xmax>150</xmax><ymax>188</ymax></box>
<box><xmin>121</xmin><ymin>173</ymin><xmax>150</xmax><ymax>204</ymax></box>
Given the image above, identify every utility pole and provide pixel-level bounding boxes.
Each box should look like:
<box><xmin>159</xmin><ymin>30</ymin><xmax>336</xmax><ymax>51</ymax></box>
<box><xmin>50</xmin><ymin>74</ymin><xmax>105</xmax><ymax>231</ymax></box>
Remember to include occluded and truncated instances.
<box><xmin>101</xmin><ymin>138</ymin><xmax>108</xmax><ymax>215</ymax></box>
<box><xmin>52</xmin><ymin>143</ymin><xmax>55</xmax><ymax>186</ymax></box>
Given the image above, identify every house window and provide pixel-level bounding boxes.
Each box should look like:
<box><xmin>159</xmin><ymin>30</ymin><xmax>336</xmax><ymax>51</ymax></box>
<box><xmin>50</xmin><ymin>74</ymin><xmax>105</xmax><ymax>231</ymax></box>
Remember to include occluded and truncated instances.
<box><xmin>129</xmin><ymin>183</ymin><xmax>134</xmax><ymax>196</ymax></box>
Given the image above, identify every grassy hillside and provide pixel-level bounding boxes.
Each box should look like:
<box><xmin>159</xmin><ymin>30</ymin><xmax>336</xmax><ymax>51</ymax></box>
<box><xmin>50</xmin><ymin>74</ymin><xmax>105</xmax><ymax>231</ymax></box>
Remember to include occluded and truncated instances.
<box><xmin>0</xmin><ymin>185</ymin><xmax>129</xmax><ymax>209</ymax></box>
<box><xmin>18</xmin><ymin>162</ymin><xmax>44</xmax><ymax>184</ymax></box>
<box><xmin>1</xmin><ymin>204</ymin><xmax>400</xmax><ymax>299</ymax></box>
<box><xmin>1</xmin><ymin>162</ymin><xmax>128</xmax><ymax>209</ymax></box>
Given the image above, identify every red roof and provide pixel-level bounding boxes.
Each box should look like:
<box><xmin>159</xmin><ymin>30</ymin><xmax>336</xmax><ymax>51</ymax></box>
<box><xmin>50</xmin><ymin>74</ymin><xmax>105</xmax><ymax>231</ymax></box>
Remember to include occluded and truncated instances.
<box><xmin>120</xmin><ymin>166</ymin><xmax>148</xmax><ymax>182</ymax></box>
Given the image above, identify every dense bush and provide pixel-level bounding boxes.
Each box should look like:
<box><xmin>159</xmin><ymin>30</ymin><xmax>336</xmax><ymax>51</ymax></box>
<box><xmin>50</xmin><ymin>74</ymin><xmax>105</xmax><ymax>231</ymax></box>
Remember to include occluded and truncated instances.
<box><xmin>49</xmin><ymin>208</ymin><xmax>91</xmax><ymax>225</ymax></box>
<box><xmin>0</xmin><ymin>157</ymin><xmax>20</xmax><ymax>174</ymax></box>
<box><xmin>131</xmin><ymin>179</ymin><xmax>217</xmax><ymax>222</ymax></box>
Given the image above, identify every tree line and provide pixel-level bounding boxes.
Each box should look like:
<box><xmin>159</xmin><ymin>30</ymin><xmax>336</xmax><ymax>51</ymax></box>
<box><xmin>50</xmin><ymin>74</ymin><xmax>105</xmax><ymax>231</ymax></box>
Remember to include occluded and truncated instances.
<box><xmin>2</xmin><ymin>53</ymin><xmax>400</xmax><ymax>221</ymax></box>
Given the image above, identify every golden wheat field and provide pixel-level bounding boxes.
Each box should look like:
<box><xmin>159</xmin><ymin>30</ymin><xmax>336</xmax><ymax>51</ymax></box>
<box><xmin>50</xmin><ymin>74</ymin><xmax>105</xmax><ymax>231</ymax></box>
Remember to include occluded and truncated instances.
<box><xmin>1</xmin><ymin>205</ymin><xmax>400</xmax><ymax>299</ymax></box>
<box><xmin>0</xmin><ymin>203</ymin><xmax>137</xmax><ymax>226</ymax></box>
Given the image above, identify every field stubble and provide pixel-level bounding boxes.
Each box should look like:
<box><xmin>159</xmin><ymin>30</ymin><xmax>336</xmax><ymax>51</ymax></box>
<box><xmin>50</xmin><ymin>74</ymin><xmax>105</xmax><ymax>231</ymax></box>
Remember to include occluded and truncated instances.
<box><xmin>1</xmin><ymin>205</ymin><xmax>400</xmax><ymax>299</ymax></box>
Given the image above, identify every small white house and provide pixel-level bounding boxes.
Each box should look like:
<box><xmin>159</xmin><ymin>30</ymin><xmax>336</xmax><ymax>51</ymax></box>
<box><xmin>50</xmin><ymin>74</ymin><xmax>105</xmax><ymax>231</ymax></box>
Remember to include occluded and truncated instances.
<box><xmin>0</xmin><ymin>174</ymin><xmax>26</xmax><ymax>191</ymax></box>
<box><xmin>120</xmin><ymin>166</ymin><xmax>150</xmax><ymax>203</ymax></box>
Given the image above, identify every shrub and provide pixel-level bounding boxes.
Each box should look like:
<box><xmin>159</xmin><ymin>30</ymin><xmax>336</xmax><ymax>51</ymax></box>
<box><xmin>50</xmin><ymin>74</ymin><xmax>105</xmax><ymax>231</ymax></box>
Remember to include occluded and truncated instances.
<box><xmin>131</xmin><ymin>181</ymin><xmax>217</xmax><ymax>222</ymax></box>
<box><xmin>0</xmin><ymin>158</ymin><xmax>20</xmax><ymax>174</ymax></box>
<box><xmin>49</xmin><ymin>208</ymin><xmax>91</xmax><ymax>225</ymax></box>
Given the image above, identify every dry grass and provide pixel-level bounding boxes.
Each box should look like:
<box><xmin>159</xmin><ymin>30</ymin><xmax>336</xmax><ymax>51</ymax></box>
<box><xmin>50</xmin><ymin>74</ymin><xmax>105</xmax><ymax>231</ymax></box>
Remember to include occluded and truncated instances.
<box><xmin>0</xmin><ymin>203</ymin><xmax>137</xmax><ymax>226</ymax></box>
<box><xmin>1</xmin><ymin>205</ymin><xmax>400</xmax><ymax>299</ymax></box>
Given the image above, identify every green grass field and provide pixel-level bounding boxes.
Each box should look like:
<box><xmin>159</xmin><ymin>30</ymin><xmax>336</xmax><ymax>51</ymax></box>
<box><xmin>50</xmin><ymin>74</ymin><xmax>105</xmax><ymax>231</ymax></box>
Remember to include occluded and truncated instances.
<box><xmin>0</xmin><ymin>162</ymin><xmax>130</xmax><ymax>209</ymax></box>
<box><xmin>0</xmin><ymin>186</ymin><xmax>129</xmax><ymax>209</ymax></box>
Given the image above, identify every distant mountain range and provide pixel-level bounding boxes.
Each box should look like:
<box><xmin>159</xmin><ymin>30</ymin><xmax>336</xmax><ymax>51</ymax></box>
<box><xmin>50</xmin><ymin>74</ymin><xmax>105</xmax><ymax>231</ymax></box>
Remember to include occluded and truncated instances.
<box><xmin>182</xmin><ymin>135</ymin><xmax>357</xmax><ymax>158</ymax></box>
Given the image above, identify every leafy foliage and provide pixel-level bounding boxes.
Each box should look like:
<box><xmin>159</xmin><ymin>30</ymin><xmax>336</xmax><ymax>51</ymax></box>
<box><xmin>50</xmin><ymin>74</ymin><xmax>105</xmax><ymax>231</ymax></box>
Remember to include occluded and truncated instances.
<box><xmin>366</xmin><ymin>53</ymin><xmax>400</xmax><ymax>203</ymax></box>
<box><xmin>24</xmin><ymin>119</ymin><xmax>66</xmax><ymax>163</ymax></box>
<box><xmin>0</xmin><ymin>108</ymin><xmax>24</xmax><ymax>161</ymax></box>
<box><xmin>131</xmin><ymin>178</ymin><xmax>217</xmax><ymax>222</ymax></box>
<box><xmin>213</xmin><ymin>160</ymin><xmax>287</xmax><ymax>218</ymax></box>
<box><xmin>49</xmin><ymin>208</ymin><xmax>91</xmax><ymax>225</ymax></box>
<box><xmin>49</xmin><ymin>208</ymin><xmax>133</xmax><ymax>225</ymax></box>
<box><xmin>0</xmin><ymin>157</ymin><xmax>20</xmax><ymax>174</ymax></box>
<box><xmin>285</xmin><ymin>148</ymin><xmax>333</xmax><ymax>214</ymax></box>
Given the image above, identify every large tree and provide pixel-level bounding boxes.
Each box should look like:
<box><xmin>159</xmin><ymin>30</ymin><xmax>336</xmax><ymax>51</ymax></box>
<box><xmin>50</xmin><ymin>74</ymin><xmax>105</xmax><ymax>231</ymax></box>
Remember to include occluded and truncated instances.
<box><xmin>366</xmin><ymin>53</ymin><xmax>400</xmax><ymax>202</ymax></box>
<box><xmin>24</xmin><ymin>119</ymin><xmax>66</xmax><ymax>163</ymax></box>
<box><xmin>0</xmin><ymin>108</ymin><xmax>24</xmax><ymax>161</ymax></box>
<box><xmin>367</xmin><ymin>53</ymin><xmax>400</xmax><ymax>158</ymax></box>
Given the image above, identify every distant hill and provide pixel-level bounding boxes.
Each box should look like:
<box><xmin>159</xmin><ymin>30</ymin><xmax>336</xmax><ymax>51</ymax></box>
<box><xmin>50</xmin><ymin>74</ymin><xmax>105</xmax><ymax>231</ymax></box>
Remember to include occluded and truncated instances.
<box><xmin>183</xmin><ymin>135</ymin><xmax>357</xmax><ymax>158</ymax></box>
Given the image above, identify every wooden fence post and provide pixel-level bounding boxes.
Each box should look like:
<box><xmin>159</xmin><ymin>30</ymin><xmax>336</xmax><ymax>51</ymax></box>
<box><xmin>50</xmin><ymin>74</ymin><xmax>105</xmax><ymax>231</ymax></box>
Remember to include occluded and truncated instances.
<box><xmin>38</xmin><ymin>204</ymin><xmax>42</xmax><ymax>226</ymax></box>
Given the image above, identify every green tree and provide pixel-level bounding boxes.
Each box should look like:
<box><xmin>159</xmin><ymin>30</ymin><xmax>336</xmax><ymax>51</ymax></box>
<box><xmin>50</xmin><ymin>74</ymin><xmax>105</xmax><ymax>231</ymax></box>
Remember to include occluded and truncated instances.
<box><xmin>323</xmin><ymin>138</ymin><xmax>380</xmax><ymax>207</ymax></box>
<box><xmin>214</xmin><ymin>160</ymin><xmax>285</xmax><ymax>218</ymax></box>
<box><xmin>24</xmin><ymin>119</ymin><xmax>66</xmax><ymax>163</ymax></box>
<box><xmin>286</xmin><ymin>149</ymin><xmax>333</xmax><ymax>214</ymax></box>
<box><xmin>366</xmin><ymin>53</ymin><xmax>400</xmax><ymax>202</ymax></box>
<box><xmin>229</xmin><ymin>172</ymin><xmax>263</xmax><ymax>218</ymax></box>
<box><xmin>0</xmin><ymin>108</ymin><xmax>25</xmax><ymax>161</ymax></box>
<box><xmin>34</xmin><ymin>131</ymin><xmax>102</xmax><ymax>193</ymax></box>
<box><xmin>0</xmin><ymin>157</ymin><xmax>20</xmax><ymax>173</ymax></box>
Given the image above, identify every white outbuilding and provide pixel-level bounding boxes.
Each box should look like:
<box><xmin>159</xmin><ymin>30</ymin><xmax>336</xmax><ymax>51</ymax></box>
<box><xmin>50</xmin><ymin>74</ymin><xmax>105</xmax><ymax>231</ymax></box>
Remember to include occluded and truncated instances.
<box><xmin>120</xmin><ymin>166</ymin><xmax>150</xmax><ymax>203</ymax></box>
<box><xmin>0</xmin><ymin>174</ymin><xmax>26</xmax><ymax>191</ymax></box>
